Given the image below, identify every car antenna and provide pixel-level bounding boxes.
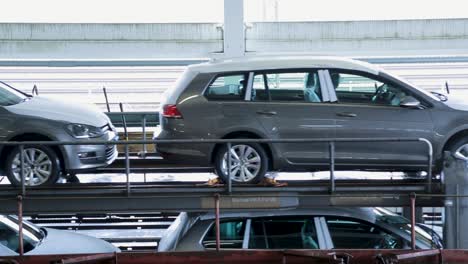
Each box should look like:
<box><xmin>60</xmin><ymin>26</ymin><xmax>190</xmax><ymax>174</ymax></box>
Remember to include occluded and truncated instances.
<box><xmin>32</xmin><ymin>84</ymin><xmax>39</xmax><ymax>96</ymax></box>
<box><xmin>445</xmin><ymin>81</ymin><xmax>450</xmax><ymax>94</ymax></box>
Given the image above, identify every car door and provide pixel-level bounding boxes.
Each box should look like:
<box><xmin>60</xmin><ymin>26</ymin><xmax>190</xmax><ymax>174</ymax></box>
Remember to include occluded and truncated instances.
<box><xmin>325</xmin><ymin>69</ymin><xmax>434</xmax><ymax>170</ymax></box>
<box><xmin>247</xmin><ymin>69</ymin><xmax>337</xmax><ymax>167</ymax></box>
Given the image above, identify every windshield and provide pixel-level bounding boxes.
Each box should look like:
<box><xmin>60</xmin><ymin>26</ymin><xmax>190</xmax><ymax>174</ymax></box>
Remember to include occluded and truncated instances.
<box><xmin>373</xmin><ymin>208</ymin><xmax>436</xmax><ymax>248</ymax></box>
<box><xmin>382</xmin><ymin>70</ymin><xmax>441</xmax><ymax>102</ymax></box>
<box><xmin>0</xmin><ymin>215</ymin><xmax>44</xmax><ymax>253</ymax></box>
<box><xmin>0</xmin><ymin>82</ymin><xmax>28</xmax><ymax>106</ymax></box>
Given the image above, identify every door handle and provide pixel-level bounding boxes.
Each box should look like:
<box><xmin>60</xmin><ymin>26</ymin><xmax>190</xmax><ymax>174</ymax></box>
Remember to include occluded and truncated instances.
<box><xmin>256</xmin><ymin>110</ymin><xmax>277</xmax><ymax>116</ymax></box>
<box><xmin>336</xmin><ymin>112</ymin><xmax>357</xmax><ymax>117</ymax></box>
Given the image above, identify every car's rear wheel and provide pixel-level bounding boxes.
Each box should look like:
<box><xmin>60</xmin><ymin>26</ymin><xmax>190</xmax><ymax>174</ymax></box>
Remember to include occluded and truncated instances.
<box><xmin>214</xmin><ymin>143</ymin><xmax>268</xmax><ymax>184</ymax></box>
<box><xmin>5</xmin><ymin>145</ymin><xmax>61</xmax><ymax>187</ymax></box>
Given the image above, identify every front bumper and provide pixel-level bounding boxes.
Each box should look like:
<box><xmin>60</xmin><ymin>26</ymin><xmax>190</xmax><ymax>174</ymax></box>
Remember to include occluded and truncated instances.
<box><xmin>64</xmin><ymin>131</ymin><xmax>119</xmax><ymax>171</ymax></box>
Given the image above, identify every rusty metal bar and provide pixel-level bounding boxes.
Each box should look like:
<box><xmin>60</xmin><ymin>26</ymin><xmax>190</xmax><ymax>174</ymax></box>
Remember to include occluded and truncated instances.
<box><xmin>410</xmin><ymin>193</ymin><xmax>416</xmax><ymax>250</ymax></box>
<box><xmin>17</xmin><ymin>195</ymin><xmax>24</xmax><ymax>256</ymax></box>
<box><xmin>329</xmin><ymin>141</ymin><xmax>335</xmax><ymax>194</ymax></box>
<box><xmin>395</xmin><ymin>249</ymin><xmax>441</xmax><ymax>260</ymax></box>
<box><xmin>215</xmin><ymin>194</ymin><xmax>221</xmax><ymax>252</ymax></box>
<box><xmin>61</xmin><ymin>253</ymin><xmax>117</xmax><ymax>264</ymax></box>
<box><xmin>227</xmin><ymin>142</ymin><xmax>232</xmax><ymax>194</ymax></box>
<box><xmin>19</xmin><ymin>144</ymin><xmax>25</xmax><ymax>196</ymax></box>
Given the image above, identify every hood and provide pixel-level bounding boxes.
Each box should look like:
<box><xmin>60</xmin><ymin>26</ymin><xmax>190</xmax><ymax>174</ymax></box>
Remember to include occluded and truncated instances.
<box><xmin>5</xmin><ymin>96</ymin><xmax>109</xmax><ymax>127</ymax></box>
<box><xmin>442</xmin><ymin>94</ymin><xmax>468</xmax><ymax>111</ymax></box>
<box><xmin>28</xmin><ymin>228</ymin><xmax>119</xmax><ymax>255</ymax></box>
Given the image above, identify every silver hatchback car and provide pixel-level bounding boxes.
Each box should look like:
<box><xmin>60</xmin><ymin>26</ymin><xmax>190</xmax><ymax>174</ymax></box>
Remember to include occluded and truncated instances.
<box><xmin>155</xmin><ymin>55</ymin><xmax>468</xmax><ymax>183</ymax></box>
<box><xmin>0</xmin><ymin>82</ymin><xmax>118</xmax><ymax>186</ymax></box>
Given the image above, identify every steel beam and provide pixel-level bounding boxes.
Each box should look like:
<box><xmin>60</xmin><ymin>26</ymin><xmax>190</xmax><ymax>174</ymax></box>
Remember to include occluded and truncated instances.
<box><xmin>0</xmin><ymin>180</ymin><xmax>443</xmax><ymax>214</ymax></box>
<box><xmin>443</xmin><ymin>152</ymin><xmax>468</xmax><ymax>249</ymax></box>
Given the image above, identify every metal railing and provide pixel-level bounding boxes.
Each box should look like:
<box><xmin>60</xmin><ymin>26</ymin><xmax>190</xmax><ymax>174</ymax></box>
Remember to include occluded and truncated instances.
<box><xmin>0</xmin><ymin>137</ymin><xmax>434</xmax><ymax>255</ymax></box>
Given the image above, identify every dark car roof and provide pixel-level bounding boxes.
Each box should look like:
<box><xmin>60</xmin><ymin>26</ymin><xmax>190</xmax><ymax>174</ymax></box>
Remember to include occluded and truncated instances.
<box><xmin>195</xmin><ymin>207</ymin><xmax>376</xmax><ymax>223</ymax></box>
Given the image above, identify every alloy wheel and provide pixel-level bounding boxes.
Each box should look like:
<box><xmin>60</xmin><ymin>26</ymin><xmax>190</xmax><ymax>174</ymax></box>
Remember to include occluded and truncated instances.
<box><xmin>221</xmin><ymin>144</ymin><xmax>262</xmax><ymax>182</ymax></box>
<box><xmin>11</xmin><ymin>148</ymin><xmax>53</xmax><ymax>186</ymax></box>
<box><xmin>454</xmin><ymin>143</ymin><xmax>468</xmax><ymax>161</ymax></box>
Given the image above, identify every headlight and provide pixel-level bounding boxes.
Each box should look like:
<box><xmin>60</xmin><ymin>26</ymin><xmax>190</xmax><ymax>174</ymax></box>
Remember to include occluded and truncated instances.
<box><xmin>65</xmin><ymin>124</ymin><xmax>104</xmax><ymax>139</ymax></box>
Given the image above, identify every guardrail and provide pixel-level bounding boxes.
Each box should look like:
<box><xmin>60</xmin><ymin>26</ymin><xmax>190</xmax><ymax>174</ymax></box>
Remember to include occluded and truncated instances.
<box><xmin>1</xmin><ymin>137</ymin><xmax>434</xmax><ymax>196</ymax></box>
<box><xmin>0</xmin><ymin>137</ymin><xmax>434</xmax><ymax>255</ymax></box>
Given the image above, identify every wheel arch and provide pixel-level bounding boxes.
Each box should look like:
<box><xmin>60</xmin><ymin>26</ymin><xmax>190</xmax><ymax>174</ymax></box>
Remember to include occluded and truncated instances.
<box><xmin>211</xmin><ymin>130</ymin><xmax>275</xmax><ymax>170</ymax></box>
<box><xmin>0</xmin><ymin>133</ymin><xmax>66</xmax><ymax>173</ymax></box>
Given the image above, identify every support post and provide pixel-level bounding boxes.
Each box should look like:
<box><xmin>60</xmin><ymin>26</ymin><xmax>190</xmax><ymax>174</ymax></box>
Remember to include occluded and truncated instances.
<box><xmin>223</xmin><ymin>0</ymin><xmax>245</xmax><ymax>57</ymax></box>
<box><xmin>19</xmin><ymin>144</ymin><xmax>25</xmax><ymax>196</ymax></box>
<box><xmin>443</xmin><ymin>151</ymin><xmax>468</xmax><ymax>249</ymax></box>
<box><xmin>214</xmin><ymin>194</ymin><xmax>221</xmax><ymax>252</ymax></box>
<box><xmin>17</xmin><ymin>195</ymin><xmax>24</xmax><ymax>256</ymax></box>
<box><xmin>329</xmin><ymin>142</ymin><xmax>335</xmax><ymax>194</ymax></box>
<box><xmin>125</xmin><ymin>144</ymin><xmax>131</xmax><ymax>197</ymax></box>
<box><xmin>410</xmin><ymin>193</ymin><xmax>416</xmax><ymax>250</ymax></box>
<box><xmin>142</xmin><ymin>114</ymin><xmax>147</xmax><ymax>157</ymax></box>
<box><xmin>227</xmin><ymin>142</ymin><xmax>232</xmax><ymax>194</ymax></box>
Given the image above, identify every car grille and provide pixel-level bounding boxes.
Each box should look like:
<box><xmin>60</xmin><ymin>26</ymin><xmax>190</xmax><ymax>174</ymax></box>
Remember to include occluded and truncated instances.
<box><xmin>105</xmin><ymin>145</ymin><xmax>117</xmax><ymax>161</ymax></box>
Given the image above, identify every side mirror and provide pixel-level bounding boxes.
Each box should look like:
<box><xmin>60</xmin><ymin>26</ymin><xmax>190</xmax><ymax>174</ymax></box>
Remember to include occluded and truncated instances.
<box><xmin>400</xmin><ymin>96</ymin><xmax>421</xmax><ymax>108</ymax></box>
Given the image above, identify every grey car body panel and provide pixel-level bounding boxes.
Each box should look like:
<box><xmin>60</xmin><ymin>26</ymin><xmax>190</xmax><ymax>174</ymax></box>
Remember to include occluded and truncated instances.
<box><xmin>6</xmin><ymin>97</ymin><xmax>109</xmax><ymax>127</ymax></box>
<box><xmin>155</xmin><ymin>58</ymin><xmax>468</xmax><ymax>173</ymax></box>
<box><xmin>0</xmin><ymin>228</ymin><xmax>119</xmax><ymax>256</ymax></box>
<box><xmin>28</xmin><ymin>228</ymin><xmax>118</xmax><ymax>255</ymax></box>
<box><xmin>0</xmin><ymin>95</ymin><xmax>117</xmax><ymax>174</ymax></box>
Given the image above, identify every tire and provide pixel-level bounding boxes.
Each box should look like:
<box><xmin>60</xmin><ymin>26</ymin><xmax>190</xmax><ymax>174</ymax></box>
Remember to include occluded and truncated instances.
<box><xmin>214</xmin><ymin>142</ymin><xmax>268</xmax><ymax>184</ymax></box>
<box><xmin>448</xmin><ymin>137</ymin><xmax>468</xmax><ymax>162</ymax></box>
<box><xmin>5</xmin><ymin>145</ymin><xmax>61</xmax><ymax>187</ymax></box>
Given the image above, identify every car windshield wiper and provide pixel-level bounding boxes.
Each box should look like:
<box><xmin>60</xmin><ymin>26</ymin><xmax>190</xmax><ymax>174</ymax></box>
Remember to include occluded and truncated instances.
<box><xmin>430</xmin><ymin>91</ymin><xmax>448</xmax><ymax>102</ymax></box>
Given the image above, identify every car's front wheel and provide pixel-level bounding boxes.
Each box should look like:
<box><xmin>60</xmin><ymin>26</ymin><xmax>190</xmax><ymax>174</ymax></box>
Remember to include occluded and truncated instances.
<box><xmin>214</xmin><ymin>143</ymin><xmax>268</xmax><ymax>184</ymax></box>
<box><xmin>5</xmin><ymin>145</ymin><xmax>61</xmax><ymax>187</ymax></box>
<box><xmin>449</xmin><ymin>137</ymin><xmax>468</xmax><ymax>162</ymax></box>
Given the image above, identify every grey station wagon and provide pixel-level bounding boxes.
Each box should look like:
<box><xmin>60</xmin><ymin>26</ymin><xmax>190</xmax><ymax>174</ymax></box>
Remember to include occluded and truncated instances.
<box><xmin>157</xmin><ymin>208</ymin><xmax>440</xmax><ymax>251</ymax></box>
<box><xmin>0</xmin><ymin>81</ymin><xmax>118</xmax><ymax>186</ymax></box>
<box><xmin>154</xmin><ymin>55</ymin><xmax>468</xmax><ymax>183</ymax></box>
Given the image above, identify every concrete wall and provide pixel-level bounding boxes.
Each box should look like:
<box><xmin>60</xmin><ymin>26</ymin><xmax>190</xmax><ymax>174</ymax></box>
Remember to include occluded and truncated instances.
<box><xmin>0</xmin><ymin>19</ymin><xmax>467</xmax><ymax>59</ymax></box>
<box><xmin>0</xmin><ymin>23</ymin><xmax>223</xmax><ymax>59</ymax></box>
<box><xmin>246</xmin><ymin>19</ymin><xmax>468</xmax><ymax>56</ymax></box>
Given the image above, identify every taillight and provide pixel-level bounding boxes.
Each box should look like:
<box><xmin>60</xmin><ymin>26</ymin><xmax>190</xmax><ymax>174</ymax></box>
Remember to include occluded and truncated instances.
<box><xmin>162</xmin><ymin>104</ymin><xmax>183</xmax><ymax>118</ymax></box>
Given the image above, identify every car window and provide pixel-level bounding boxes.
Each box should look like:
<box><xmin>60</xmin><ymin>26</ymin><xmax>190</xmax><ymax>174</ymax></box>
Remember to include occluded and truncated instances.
<box><xmin>325</xmin><ymin>216</ymin><xmax>404</xmax><ymax>249</ymax></box>
<box><xmin>0</xmin><ymin>83</ymin><xmax>27</xmax><ymax>106</ymax></box>
<box><xmin>205</xmin><ymin>74</ymin><xmax>247</xmax><ymax>101</ymax></box>
<box><xmin>373</xmin><ymin>208</ymin><xmax>435</xmax><ymax>248</ymax></box>
<box><xmin>252</xmin><ymin>71</ymin><xmax>322</xmax><ymax>103</ymax></box>
<box><xmin>0</xmin><ymin>215</ymin><xmax>40</xmax><ymax>253</ymax></box>
<box><xmin>249</xmin><ymin>216</ymin><xmax>319</xmax><ymax>249</ymax></box>
<box><xmin>330</xmin><ymin>70</ymin><xmax>410</xmax><ymax>107</ymax></box>
<box><xmin>203</xmin><ymin>220</ymin><xmax>246</xmax><ymax>249</ymax></box>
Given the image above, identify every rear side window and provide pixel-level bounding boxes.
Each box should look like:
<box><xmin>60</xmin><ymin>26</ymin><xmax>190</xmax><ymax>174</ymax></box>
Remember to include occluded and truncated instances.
<box><xmin>203</xmin><ymin>220</ymin><xmax>246</xmax><ymax>249</ymax></box>
<box><xmin>205</xmin><ymin>74</ymin><xmax>247</xmax><ymax>101</ymax></box>
<box><xmin>249</xmin><ymin>216</ymin><xmax>319</xmax><ymax>249</ymax></box>
<box><xmin>252</xmin><ymin>71</ymin><xmax>323</xmax><ymax>103</ymax></box>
